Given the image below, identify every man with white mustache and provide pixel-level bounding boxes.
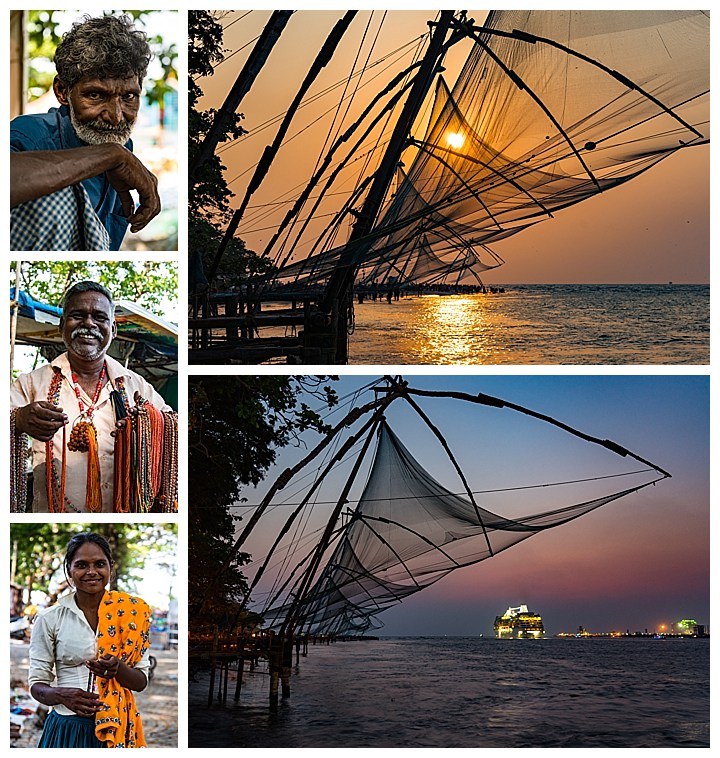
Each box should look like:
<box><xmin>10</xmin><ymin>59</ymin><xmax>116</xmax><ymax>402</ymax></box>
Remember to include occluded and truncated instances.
<box><xmin>10</xmin><ymin>281</ymin><xmax>173</xmax><ymax>513</ymax></box>
<box><xmin>10</xmin><ymin>14</ymin><xmax>161</xmax><ymax>251</ymax></box>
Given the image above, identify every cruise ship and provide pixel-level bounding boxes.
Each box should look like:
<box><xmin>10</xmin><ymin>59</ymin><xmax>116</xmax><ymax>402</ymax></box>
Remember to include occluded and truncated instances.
<box><xmin>494</xmin><ymin>605</ymin><xmax>545</xmax><ymax>638</ymax></box>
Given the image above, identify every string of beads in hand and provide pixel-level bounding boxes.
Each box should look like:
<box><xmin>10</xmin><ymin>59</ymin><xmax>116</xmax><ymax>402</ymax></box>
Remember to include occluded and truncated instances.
<box><xmin>68</xmin><ymin>419</ymin><xmax>94</xmax><ymax>452</ymax></box>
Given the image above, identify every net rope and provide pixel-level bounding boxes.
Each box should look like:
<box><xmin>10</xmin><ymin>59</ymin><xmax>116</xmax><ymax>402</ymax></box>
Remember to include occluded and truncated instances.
<box><xmin>268</xmin><ymin>10</ymin><xmax>708</xmax><ymax>291</ymax></box>
<box><xmin>260</xmin><ymin>419</ymin><xmax>662</xmax><ymax>635</ymax></box>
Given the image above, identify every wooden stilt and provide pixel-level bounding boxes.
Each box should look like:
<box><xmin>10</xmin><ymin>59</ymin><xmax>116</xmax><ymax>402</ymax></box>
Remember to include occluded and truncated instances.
<box><xmin>269</xmin><ymin>669</ymin><xmax>280</xmax><ymax>712</ymax></box>
<box><xmin>234</xmin><ymin>657</ymin><xmax>245</xmax><ymax>701</ymax></box>
<box><xmin>269</xmin><ymin>636</ymin><xmax>281</xmax><ymax>712</ymax></box>
<box><xmin>216</xmin><ymin>659</ymin><xmax>224</xmax><ymax>704</ymax></box>
<box><xmin>281</xmin><ymin>667</ymin><xmax>291</xmax><ymax>699</ymax></box>
<box><xmin>281</xmin><ymin>639</ymin><xmax>293</xmax><ymax>698</ymax></box>
<box><xmin>221</xmin><ymin>660</ymin><xmax>229</xmax><ymax>704</ymax></box>
<box><xmin>207</xmin><ymin>626</ymin><xmax>218</xmax><ymax>707</ymax></box>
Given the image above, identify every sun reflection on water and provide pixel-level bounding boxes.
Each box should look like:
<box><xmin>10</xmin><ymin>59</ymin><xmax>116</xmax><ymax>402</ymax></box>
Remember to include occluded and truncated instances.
<box><xmin>351</xmin><ymin>294</ymin><xmax>520</xmax><ymax>364</ymax></box>
<box><xmin>350</xmin><ymin>292</ymin><xmax>535</xmax><ymax>364</ymax></box>
<box><xmin>418</xmin><ymin>296</ymin><xmax>495</xmax><ymax>363</ymax></box>
<box><xmin>349</xmin><ymin>286</ymin><xmax>708</xmax><ymax>365</ymax></box>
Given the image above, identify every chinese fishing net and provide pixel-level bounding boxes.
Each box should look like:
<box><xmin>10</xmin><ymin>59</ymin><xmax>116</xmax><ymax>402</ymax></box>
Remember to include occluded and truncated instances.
<box><xmin>259</xmin><ymin>418</ymin><xmax>665</xmax><ymax>635</ymax></box>
<box><xmin>272</xmin><ymin>10</ymin><xmax>709</xmax><ymax>290</ymax></box>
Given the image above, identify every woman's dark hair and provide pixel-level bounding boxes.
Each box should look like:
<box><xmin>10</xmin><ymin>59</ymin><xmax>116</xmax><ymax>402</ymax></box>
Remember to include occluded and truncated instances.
<box><xmin>54</xmin><ymin>14</ymin><xmax>152</xmax><ymax>90</ymax></box>
<box><xmin>64</xmin><ymin>532</ymin><xmax>114</xmax><ymax>576</ymax></box>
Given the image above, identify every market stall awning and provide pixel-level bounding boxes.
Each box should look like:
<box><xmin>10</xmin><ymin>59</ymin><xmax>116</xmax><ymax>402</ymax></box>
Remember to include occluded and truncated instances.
<box><xmin>10</xmin><ymin>288</ymin><xmax>179</xmax><ymax>408</ymax></box>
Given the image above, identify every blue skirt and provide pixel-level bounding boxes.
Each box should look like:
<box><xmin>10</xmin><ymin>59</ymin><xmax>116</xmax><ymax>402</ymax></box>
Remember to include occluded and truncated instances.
<box><xmin>38</xmin><ymin>710</ymin><xmax>106</xmax><ymax>748</ymax></box>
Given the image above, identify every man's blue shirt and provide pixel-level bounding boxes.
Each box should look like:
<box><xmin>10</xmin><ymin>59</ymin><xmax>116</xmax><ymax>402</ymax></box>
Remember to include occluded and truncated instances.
<box><xmin>10</xmin><ymin>105</ymin><xmax>132</xmax><ymax>250</ymax></box>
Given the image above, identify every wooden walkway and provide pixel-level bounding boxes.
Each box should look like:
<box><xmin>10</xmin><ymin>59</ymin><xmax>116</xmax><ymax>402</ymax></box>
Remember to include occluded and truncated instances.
<box><xmin>190</xmin><ymin>628</ymin><xmax>333</xmax><ymax>711</ymax></box>
<box><xmin>188</xmin><ymin>292</ymin><xmax>339</xmax><ymax>364</ymax></box>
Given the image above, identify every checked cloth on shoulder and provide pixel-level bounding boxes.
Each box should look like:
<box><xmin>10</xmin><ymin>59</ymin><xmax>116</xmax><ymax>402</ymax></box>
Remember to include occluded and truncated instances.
<box><xmin>11</xmin><ymin>184</ymin><xmax>111</xmax><ymax>251</ymax></box>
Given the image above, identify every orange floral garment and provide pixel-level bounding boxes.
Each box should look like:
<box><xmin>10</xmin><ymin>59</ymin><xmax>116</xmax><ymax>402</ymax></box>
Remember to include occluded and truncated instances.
<box><xmin>94</xmin><ymin>591</ymin><xmax>152</xmax><ymax>748</ymax></box>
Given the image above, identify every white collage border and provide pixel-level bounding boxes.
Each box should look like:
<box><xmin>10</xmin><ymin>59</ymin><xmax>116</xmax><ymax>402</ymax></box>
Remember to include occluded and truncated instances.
<box><xmin>2</xmin><ymin>3</ymin><xmax>714</xmax><ymax>754</ymax></box>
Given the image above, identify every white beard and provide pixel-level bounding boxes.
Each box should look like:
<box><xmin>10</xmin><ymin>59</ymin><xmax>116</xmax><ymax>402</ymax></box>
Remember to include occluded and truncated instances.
<box><xmin>68</xmin><ymin>99</ymin><xmax>135</xmax><ymax>145</ymax></box>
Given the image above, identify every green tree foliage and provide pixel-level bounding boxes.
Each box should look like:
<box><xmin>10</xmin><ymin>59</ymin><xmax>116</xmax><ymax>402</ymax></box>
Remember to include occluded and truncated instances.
<box><xmin>10</xmin><ymin>524</ymin><xmax>69</xmax><ymax>605</ymax></box>
<box><xmin>188</xmin><ymin>219</ymin><xmax>274</xmax><ymax>289</ymax></box>
<box><xmin>143</xmin><ymin>33</ymin><xmax>178</xmax><ymax>131</ymax></box>
<box><xmin>188</xmin><ymin>376</ymin><xmax>338</xmax><ymax>628</ymax></box>
<box><xmin>25</xmin><ymin>9</ymin><xmax>178</xmax><ymax>107</ymax></box>
<box><xmin>12</xmin><ymin>260</ymin><xmax>177</xmax><ymax>316</ymax></box>
<box><xmin>189</xmin><ymin>11</ymin><xmax>274</xmax><ymax>289</ymax></box>
<box><xmin>10</xmin><ymin>523</ymin><xmax>178</xmax><ymax>607</ymax></box>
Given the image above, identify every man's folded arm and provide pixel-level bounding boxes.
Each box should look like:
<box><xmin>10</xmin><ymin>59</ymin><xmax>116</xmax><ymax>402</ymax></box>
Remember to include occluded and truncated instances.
<box><xmin>10</xmin><ymin>145</ymin><xmax>160</xmax><ymax>231</ymax></box>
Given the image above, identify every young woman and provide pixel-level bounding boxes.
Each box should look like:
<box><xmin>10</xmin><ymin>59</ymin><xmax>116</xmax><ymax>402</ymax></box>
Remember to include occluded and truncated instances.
<box><xmin>28</xmin><ymin>532</ymin><xmax>152</xmax><ymax>748</ymax></box>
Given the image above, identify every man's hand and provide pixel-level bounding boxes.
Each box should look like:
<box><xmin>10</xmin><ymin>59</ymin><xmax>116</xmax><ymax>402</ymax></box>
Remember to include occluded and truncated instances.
<box><xmin>14</xmin><ymin>401</ymin><xmax>68</xmax><ymax>441</ymax></box>
<box><xmin>105</xmin><ymin>145</ymin><xmax>161</xmax><ymax>232</ymax></box>
<box><xmin>11</xmin><ymin>145</ymin><xmax>161</xmax><ymax>233</ymax></box>
<box><xmin>112</xmin><ymin>391</ymin><xmax>143</xmax><ymax>436</ymax></box>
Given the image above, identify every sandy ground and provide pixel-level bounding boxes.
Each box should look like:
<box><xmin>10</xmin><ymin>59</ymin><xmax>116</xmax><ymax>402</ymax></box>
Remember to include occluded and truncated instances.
<box><xmin>10</xmin><ymin>637</ymin><xmax>178</xmax><ymax>748</ymax></box>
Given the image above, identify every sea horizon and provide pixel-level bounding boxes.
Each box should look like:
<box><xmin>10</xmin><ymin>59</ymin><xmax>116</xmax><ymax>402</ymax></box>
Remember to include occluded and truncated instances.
<box><xmin>471</xmin><ymin>281</ymin><xmax>708</xmax><ymax>286</ymax></box>
<box><xmin>348</xmin><ymin>283</ymin><xmax>709</xmax><ymax>365</ymax></box>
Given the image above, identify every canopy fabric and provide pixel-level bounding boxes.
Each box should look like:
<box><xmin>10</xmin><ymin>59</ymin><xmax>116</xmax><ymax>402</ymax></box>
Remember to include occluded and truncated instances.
<box><xmin>10</xmin><ymin>288</ymin><xmax>178</xmax><ymax>404</ymax></box>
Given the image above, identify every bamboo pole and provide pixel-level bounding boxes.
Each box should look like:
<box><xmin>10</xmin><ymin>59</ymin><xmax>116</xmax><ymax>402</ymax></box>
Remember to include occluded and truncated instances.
<box><xmin>207</xmin><ymin>626</ymin><xmax>218</xmax><ymax>707</ymax></box>
<box><xmin>195</xmin><ymin>390</ymin><xmax>400</xmax><ymax>620</ymax></box>
<box><xmin>404</xmin><ymin>386</ymin><xmax>672</xmax><ymax>479</ymax></box>
<box><xmin>321</xmin><ymin>11</ymin><xmax>456</xmax><ymax>362</ymax></box>
<box><xmin>401</xmin><ymin>392</ymin><xmax>495</xmax><ymax>556</ymax></box>
<box><xmin>234</xmin><ymin>658</ymin><xmax>244</xmax><ymax>701</ymax></box>
<box><xmin>207</xmin><ymin>11</ymin><xmax>358</xmax><ymax>285</ymax></box>
<box><xmin>244</xmin><ymin>404</ymin><xmax>389</xmax><ymax>609</ymax></box>
<box><xmin>10</xmin><ymin>260</ymin><xmax>22</xmax><ymax>382</ymax></box>
<box><xmin>279</xmin><ymin>412</ymin><xmax>384</xmax><ymax>638</ymax></box>
<box><xmin>189</xmin><ymin>11</ymin><xmax>292</xmax><ymax>184</ymax></box>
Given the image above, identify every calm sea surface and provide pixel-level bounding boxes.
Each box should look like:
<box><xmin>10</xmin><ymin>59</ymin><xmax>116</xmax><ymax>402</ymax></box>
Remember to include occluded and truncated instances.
<box><xmin>188</xmin><ymin>636</ymin><xmax>709</xmax><ymax>748</ymax></box>
<box><xmin>347</xmin><ymin>284</ymin><xmax>709</xmax><ymax>364</ymax></box>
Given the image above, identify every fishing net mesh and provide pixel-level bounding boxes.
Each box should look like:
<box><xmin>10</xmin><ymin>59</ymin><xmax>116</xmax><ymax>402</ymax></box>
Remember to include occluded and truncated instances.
<box><xmin>276</xmin><ymin>10</ymin><xmax>708</xmax><ymax>290</ymax></box>
<box><xmin>261</xmin><ymin>420</ymin><xmax>655</xmax><ymax>635</ymax></box>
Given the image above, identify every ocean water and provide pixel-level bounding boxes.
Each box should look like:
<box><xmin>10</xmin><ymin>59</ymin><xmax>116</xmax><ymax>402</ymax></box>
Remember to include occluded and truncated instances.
<box><xmin>188</xmin><ymin>636</ymin><xmax>709</xmax><ymax>748</ymax></box>
<box><xmin>348</xmin><ymin>284</ymin><xmax>709</xmax><ymax>364</ymax></box>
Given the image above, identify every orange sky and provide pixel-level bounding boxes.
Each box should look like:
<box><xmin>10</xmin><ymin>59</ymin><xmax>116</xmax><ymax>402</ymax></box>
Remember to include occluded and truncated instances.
<box><xmin>198</xmin><ymin>10</ymin><xmax>709</xmax><ymax>285</ymax></box>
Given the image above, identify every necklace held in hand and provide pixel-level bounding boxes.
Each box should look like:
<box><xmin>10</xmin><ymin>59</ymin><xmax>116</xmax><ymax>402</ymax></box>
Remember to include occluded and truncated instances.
<box><xmin>68</xmin><ymin>418</ymin><xmax>96</xmax><ymax>452</ymax></box>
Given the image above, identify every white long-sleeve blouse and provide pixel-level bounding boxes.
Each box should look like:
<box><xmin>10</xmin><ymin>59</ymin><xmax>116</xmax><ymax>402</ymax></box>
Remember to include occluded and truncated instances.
<box><xmin>28</xmin><ymin>592</ymin><xmax>150</xmax><ymax>716</ymax></box>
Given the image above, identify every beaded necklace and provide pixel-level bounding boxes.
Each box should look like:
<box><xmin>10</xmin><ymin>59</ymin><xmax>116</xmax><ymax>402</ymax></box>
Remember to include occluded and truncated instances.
<box><xmin>45</xmin><ymin>368</ymin><xmax>67</xmax><ymax>513</ymax></box>
<box><xmin>45</xmin><ymin>363</ymin><xmax>106</xmax><ymax>513</ymax></box>
<box><xmin>113</xmin><ymin>396</ymin><xmax>179</xmax><ymax>513</ymax></box>
<box><xmin>10</xmin><ymin>408</ymin><xmax>29</xmax><ymax>513</ymax></box>
<box><xmin>68</xmin><ymin>362</ymin><xmax>107</xmax><ymax>452</ymax></box>
<box><xmin>160</xmin><ymin>410</ymin><xmax>179</xmax><ymax>512</ymax></box>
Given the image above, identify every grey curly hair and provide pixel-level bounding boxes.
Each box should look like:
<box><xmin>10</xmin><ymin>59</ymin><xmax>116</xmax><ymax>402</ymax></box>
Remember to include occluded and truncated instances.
<box><xmin>54</xmin><ymin>14</ymin><xmax>152</xmax><ymax>90</ymax></box>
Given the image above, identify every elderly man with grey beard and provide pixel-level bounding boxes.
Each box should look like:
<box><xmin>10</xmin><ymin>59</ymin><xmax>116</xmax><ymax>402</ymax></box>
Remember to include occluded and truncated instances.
<box><xmin>10</xmin><ymin>14</ymin><xmax>160</xmax><ymax>251</ymax></box>
<box><xmin>10</xmin><ymin>281</ymin><xmax>172</xmax><ymax>513</ymax></box>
